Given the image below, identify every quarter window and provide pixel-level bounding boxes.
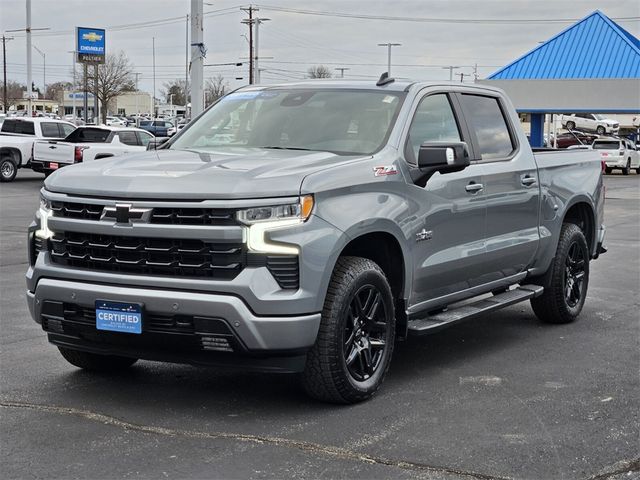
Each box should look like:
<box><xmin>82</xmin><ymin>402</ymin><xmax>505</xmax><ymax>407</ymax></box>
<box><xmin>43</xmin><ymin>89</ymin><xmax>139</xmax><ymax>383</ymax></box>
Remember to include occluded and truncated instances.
<box><xmin>406</xmin><ymin>94</ymin><xmax>461</xmax><ymax>163</ymax></box>
<box><xmin>461</xmin><ymin>94</ymin><xmax>515</xmax><ymax>160</ymax></box>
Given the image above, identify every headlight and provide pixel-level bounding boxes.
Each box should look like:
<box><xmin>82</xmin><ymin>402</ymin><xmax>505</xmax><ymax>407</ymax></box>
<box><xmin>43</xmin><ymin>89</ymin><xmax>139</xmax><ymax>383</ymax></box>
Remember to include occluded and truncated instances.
<box><xmin>36</xmin><ymin>193</ymin><xmax>54</xmax><ymax>240</ymax></box>
<box><xmin>238</xmin><ymin>195</ymin><xmax>314</xmax><ymax>255</ymax></box>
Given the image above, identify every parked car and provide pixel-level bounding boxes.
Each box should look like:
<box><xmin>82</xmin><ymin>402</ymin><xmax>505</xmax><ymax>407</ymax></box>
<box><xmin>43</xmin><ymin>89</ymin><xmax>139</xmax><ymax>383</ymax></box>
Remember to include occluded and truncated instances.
<box><xmin>32</xmin><ymin>126</ymin><xmax>155</xmax><ymax>176</ymax></box>
<box><xmin>167</xmin><ymin>119</ymin><xmax>189</xmax><ymax>136</ymax></box>
<box><xmin>0</xmin><ymin>117</ymin><xmax>76</xmax><ymax>181</ymax></box>
<box><xmin>139</xmin><ymin>120</ymin><xmax>174</xmax><ymax>137</ymax></box>
<box><xmin>28</xmin><ymin>80</ymin><xmax>606</xmax><ymax>403</ymax></box>
<box><xmin>593</xmin><ymin>137</ymin><xmax>640</xmax><ymax>175</ymax></box>
<box><xmin>553</xmin><ymin>131</ymin><xmax>599</xmax><ymax>149</ymax></box>
<box><xmin>561</xmin><ymin>113</ymin><xmax>619</xmax><ymax>135</ymax></box>
<box><xmin>105</xmin><ymin>116</ymin><xmax>126</xmax><ymax>127</ymax></box>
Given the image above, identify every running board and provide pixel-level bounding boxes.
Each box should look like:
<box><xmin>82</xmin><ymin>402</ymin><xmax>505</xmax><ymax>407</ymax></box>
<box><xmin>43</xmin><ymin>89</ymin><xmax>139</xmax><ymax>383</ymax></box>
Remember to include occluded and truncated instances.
<box><xmin>407</xmin><ymin>285</ymin><xmax>544</xmax><ymax>335</ymax></box>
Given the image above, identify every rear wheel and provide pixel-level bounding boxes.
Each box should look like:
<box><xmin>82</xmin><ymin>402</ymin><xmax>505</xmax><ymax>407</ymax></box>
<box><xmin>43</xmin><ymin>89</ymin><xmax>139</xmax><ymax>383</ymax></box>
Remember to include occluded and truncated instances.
<box><xmin>622</xmin><ymin>159</ymin><xmax>631</xmax><ymax>176</ymax></box>
<box><xmin>58</xmin><ymin>347</ymin><xmax>138</xmax><ymax>371</ymax></box>
<box><xmin>531</xmin><ymin>223</ymin><xmax>589</xmax><ymax>324</ymax></box>
<box><xmin>0</xmin><ymin>156</ymin><xmax>17</xmax><ymax>182</ymax></box>
<box><xmin>604</xmin><ymin>167</ymin><xmax>612</xmax><ymax>175</ymax></box>
<box><xmin>302</xmin><ymin>256</ymin><xmax>395</xmax><ymax>404</ymax></box>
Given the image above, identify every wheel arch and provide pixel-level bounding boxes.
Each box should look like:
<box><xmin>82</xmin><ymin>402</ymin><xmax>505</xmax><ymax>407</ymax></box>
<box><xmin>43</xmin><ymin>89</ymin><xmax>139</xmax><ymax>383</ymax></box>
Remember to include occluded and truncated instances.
<box><xmin>562</xmin><ymin>199</ymin><xmax>596</xmax><ymax>253</ymax></box>
<box><xmin>0</xmin><ymin>147</ymin><xmax>21</xmax><ymax>165</ymax></box>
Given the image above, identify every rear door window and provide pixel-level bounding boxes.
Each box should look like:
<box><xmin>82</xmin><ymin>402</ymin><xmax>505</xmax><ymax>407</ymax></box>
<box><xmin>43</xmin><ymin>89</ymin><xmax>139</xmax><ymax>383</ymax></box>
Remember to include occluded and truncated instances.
<box><xmin>118</xmin><ymin>131</ymin><xmax>139</xmax><ymax>146</ymax></box>
<box><xmin>461</xmin><ymin>94</ymin><xmax>515</xmax><ymax>160</ymax></box>
<box><xmin>41</xmin><ymin>122</ymin><xmax>62</xmax><ymax>138</ymax></box>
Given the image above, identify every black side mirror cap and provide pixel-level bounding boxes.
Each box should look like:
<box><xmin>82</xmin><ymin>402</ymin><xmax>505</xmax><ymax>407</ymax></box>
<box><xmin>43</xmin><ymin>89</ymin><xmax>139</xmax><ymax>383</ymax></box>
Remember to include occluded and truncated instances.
<box><xmin>418</xmin><ymin>141</ymin><xmax>470</xmax><ymax>174</ymax></box>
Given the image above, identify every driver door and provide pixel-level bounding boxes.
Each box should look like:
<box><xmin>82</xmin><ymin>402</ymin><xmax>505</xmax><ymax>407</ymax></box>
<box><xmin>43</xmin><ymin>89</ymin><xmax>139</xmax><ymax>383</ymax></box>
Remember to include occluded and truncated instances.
<box><xmin>404</xmin><ymin>92</ymin><xmax>487</xmax><ymax>310</ymax></box>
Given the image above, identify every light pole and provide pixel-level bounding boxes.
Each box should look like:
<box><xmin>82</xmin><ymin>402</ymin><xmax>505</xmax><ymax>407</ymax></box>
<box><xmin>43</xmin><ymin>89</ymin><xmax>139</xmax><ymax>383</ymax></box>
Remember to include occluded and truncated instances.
<box><xmin>254</xmin><ymin>17</ymin><xmax>270</xmax><ymax>84</ymax></box>
<box><xmin>377</xmin><ymin>43</ymin><xmax>401</xmax><ymax>76</ymax></box>
<box><xmin>32</xmin><ymin>45</ymin><xmax>45</xmax><ymax>99</ymax></box>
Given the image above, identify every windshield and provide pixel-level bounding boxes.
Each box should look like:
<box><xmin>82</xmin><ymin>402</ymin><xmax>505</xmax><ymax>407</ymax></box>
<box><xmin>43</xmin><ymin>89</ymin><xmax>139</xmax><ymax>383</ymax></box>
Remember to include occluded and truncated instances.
<box><xmin>169</xmin><ymin>89</ymin><xmax>405</xmax><ymax>155</ymax></box>
<box><xmin>592</xmin><ymin>141</ymin><xmax>620</xmax><ymax>150</ymax></box>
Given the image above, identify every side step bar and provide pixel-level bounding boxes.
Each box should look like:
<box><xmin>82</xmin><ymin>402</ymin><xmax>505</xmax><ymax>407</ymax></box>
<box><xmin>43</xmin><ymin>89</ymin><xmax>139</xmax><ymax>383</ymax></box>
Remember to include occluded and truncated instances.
<box><xmin>407</xmin><ymin>285</ymin><xmax>544</xmax><ymax>336</ymax></box>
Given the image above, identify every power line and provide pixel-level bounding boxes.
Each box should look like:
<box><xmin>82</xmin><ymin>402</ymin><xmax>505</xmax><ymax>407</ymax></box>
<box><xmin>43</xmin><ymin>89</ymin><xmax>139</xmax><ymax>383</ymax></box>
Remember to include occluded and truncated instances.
<box><xmin>255</xmin><ymin>5</ymin><xmax>640</xmax><ymax>24</ymax></box>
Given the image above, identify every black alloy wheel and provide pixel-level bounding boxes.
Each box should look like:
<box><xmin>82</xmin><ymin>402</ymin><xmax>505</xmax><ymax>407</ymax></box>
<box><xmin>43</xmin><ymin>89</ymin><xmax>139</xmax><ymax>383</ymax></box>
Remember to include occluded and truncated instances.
<box><xmin>343</xmin><ymin>284</ymin><xmax>389</xmax><ymax>382</ymax></box>
<box><xmin>564</xmin><ymin>241</ymin><xmax>586</xmax><ymax>308</ymax></box>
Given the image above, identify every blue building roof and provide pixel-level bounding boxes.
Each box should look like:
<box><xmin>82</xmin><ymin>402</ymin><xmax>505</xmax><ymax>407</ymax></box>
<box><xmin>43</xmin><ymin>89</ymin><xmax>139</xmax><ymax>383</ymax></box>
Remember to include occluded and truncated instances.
<box><xmin>489</xmin><ymin>11</ymin><xmax>640</xmax><ymax>80</ymax></box>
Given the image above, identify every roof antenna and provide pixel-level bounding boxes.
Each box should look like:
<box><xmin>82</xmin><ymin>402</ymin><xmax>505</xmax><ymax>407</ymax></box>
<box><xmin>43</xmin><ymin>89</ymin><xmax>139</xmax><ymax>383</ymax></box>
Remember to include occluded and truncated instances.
<box><xmin>377</xmin><ymin>72</ymin><xmax>395</xmax><ymax>86</ymax></box>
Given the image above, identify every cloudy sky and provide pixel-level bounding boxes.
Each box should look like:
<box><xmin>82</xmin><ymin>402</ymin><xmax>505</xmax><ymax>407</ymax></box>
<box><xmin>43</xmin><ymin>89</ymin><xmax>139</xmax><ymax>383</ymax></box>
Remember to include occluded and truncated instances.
<box><xmin>1</xmin><ymin>0</ymin><xmax>639</xmax><ymax>100</ymax></box>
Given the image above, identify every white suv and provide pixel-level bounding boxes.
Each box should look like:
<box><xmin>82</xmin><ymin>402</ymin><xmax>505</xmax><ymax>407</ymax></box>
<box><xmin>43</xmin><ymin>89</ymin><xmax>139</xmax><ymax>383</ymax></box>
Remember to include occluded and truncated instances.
<box><xmin>562</xmin><ymin>113</ymin><xmax>619</xmax><ymax>135</ymax></box>
<box><xmin>593</xmin><ymin>138</ymin><xmax>640</xmax><ymax>175</ymax></box>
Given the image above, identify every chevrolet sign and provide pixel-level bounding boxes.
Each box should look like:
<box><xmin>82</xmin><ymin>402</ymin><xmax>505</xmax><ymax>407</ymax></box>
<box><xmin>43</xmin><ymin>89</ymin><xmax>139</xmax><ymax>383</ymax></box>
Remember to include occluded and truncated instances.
<box><xmin>76</xmin><ymin>27</ymin><xmax>106</xmax><ymax>64</ymax></box>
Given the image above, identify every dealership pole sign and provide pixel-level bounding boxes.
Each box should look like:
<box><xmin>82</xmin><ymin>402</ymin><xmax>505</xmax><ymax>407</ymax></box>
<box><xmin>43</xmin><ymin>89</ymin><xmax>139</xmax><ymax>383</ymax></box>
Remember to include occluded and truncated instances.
<box><xmin>76</xmin><ymin>27</ymin><xmax>105</xmax><ymax>64</ymax></box>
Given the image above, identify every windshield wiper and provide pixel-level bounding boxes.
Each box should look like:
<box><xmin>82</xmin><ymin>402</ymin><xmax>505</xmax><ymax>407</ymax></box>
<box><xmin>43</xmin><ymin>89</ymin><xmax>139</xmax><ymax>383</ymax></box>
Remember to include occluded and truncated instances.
<box><xmin>258</xmin><ymin>146</ymin><xmax>317</xmax><ymax>152</ymax></box>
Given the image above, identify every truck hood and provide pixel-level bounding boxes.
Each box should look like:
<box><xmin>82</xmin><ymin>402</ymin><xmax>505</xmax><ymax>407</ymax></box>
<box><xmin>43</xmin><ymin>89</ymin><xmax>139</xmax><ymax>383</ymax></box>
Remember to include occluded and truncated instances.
<box><xmin>44</xmin><ymin>148</ymin><xmax>366</xmax><ymax>199</ymax></box>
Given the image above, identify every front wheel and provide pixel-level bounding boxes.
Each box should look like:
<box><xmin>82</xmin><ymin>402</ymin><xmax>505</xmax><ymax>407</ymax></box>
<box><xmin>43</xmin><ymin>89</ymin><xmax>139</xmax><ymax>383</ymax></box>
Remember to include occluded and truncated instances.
<box><xmin>0</xmin><ymin>157</ymin><xmax>17</xmax><ymax>182</ymax></box>
<box><xmin>302</xmin><ymin>256</ymin><xmax>395</xmax><ymax>404</ymax></box>
<box><xmin>622</xmin><ymin>159</ymin><xmax>631</xmax><ymax>176</ymax></box>
<box><xmin>565</xmin><ymin>121</ymin><xmax>576</xmax><ymax>131</ymax></box>
<box><xmin>58</xmin><ymin>347</ymin><xmax>138</xmax><ymax>371</ymax></box>
<box><xmin>596</xmin><ymin>125</ymin><xmax>606</xmax><ymax>135</ymax></box>
<box><xmin>531</xmin><ymin>223</ymin><xmax>589</xmax><ymax>324</ymax></box>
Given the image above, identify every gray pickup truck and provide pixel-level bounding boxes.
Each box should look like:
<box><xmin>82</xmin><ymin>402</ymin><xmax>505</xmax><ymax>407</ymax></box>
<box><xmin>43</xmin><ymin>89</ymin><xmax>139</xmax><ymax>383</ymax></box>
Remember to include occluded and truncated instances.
<box><xmin>26</xmin><ymin>79</ymin><xmax>606</xmax><ymax>403</ymax></box>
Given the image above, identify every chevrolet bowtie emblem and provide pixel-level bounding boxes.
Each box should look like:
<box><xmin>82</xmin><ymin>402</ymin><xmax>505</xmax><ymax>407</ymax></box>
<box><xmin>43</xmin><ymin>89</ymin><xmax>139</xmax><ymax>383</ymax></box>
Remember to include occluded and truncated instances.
<box><xmin>82</xmin><ymin>32</ymin><xmax>103</xmax><ymax>42</ymax></box>
<box><xmin>101</xmin><ymin>204</ymin><xmax>151</xmax><ymax>224</ymax></box>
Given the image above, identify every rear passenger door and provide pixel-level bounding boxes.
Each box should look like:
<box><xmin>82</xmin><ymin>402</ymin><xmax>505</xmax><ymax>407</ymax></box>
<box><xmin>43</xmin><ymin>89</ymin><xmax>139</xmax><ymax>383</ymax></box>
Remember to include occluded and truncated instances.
<box><xmin>458</xmin><ymin>93</ymin><xmax>539</xmax><ymax>282</ymax></box>
<box><xmin>403</xmin><ymin>92</ymin><xmax>488</xmax><ymax>307</ymax></box>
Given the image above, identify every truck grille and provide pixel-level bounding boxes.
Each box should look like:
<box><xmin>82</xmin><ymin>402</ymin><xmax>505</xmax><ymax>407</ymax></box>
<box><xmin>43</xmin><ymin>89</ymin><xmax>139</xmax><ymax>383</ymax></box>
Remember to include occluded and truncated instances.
<box><xmin>50</xmin><ymin>201</ymin><xmax>239</xmax><ymax>226</ymax></box>
<box><xmin>49</xmin><ymin>232</ymin><xmax>245</xmax><ymax>279</ymax></box>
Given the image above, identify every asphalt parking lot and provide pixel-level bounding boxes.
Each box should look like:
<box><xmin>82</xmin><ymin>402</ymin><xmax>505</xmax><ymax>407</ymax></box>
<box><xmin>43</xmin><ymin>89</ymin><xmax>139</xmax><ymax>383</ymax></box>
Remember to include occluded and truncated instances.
<box><xmin>1</xmin><ymin>170</ymin><xmax>638</xmax><ymax>480</ymax></box>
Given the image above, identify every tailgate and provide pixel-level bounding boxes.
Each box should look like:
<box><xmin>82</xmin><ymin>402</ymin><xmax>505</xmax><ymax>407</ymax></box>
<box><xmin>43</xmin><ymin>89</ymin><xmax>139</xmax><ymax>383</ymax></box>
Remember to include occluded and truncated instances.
<box><xmin>33</xmin><ymin>141</ymin><xmax>76</xmax><ymax>165</ymax></box>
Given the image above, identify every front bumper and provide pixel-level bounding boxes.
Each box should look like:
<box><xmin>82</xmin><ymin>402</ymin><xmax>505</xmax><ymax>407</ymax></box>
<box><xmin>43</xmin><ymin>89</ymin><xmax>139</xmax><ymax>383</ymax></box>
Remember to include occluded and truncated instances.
<box><xmin>27</xmin><ymin>278</ymin><xmax>321</xmax><ymax>372</ymax></box>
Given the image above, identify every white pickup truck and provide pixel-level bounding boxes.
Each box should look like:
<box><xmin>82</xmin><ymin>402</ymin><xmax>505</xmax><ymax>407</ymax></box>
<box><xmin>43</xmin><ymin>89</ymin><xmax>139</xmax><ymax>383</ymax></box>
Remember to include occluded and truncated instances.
<box><xmin>32</xmin><ymin>126</ymin><xmax>155</xmax><ymax>176</ymax></box>
<box><xmin>0</xmin><ymin>117</ymin><xmax>76</xmax><ymax>182</ymax></box>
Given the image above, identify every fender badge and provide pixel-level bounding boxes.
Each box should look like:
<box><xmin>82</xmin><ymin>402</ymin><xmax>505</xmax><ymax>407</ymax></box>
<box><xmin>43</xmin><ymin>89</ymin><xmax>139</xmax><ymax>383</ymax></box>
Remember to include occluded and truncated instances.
<box><xmin>416</xmin><ymin>229</ymin><xmax>433</xmax><ymax>242</ymax></box>
<box><xmin>373</xmin><ymin>166</ymin><xmax>398</xmax><ymax>176</ymax></box>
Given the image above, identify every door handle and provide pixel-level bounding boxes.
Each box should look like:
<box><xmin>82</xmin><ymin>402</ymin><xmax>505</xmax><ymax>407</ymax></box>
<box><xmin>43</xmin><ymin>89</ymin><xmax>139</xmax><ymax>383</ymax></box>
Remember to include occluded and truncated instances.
<box><xmin>465</xmin><ymin>182</ymin><xmax>483</xmax><ymax>193</ymax></box>
<box><xmin>521</xmin><ymin>175</ymin><xmax>537</xmax><ymax>186</ymax></box>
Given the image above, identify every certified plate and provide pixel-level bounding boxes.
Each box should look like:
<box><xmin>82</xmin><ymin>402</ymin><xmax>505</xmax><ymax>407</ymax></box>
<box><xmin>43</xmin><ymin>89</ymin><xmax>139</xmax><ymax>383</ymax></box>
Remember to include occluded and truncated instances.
<box><xmin>96</xmin><ymin>300</ymin><xmax>142</xmax><ymax>334</ymax></box>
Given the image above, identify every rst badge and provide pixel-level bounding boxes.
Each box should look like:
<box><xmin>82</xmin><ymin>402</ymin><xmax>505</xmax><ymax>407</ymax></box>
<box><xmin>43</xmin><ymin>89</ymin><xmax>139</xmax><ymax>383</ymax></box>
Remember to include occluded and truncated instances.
<box><xmin>373</xmin><ymin>165</ymin><xmax>398</xmax><ymax>176</ymax></box>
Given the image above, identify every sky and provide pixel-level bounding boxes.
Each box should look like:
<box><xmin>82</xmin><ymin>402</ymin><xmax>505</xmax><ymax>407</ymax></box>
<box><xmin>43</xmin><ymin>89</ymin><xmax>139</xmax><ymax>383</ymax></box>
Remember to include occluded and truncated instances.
<box><xmin>1</xmin><ymin>0</ymin><xmax>639</xmax><ymax>101</ymax></box>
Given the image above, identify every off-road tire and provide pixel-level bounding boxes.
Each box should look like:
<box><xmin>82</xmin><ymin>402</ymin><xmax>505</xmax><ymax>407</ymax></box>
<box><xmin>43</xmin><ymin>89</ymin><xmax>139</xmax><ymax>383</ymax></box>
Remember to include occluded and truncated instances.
<box><xmin>58</xmin><ymin>347</ymin><xmax>138</xmax><ymax>371</ymax></box>
<box><xmin>0</xmin><ymin>156</ymin><xmax>17</xmax><ymax>182</ymax></box>
<box><xmin>622</xmin><ymin>159</ymin><xmax>630</xmax><ymax>176</ymax></box>
<box><xmin>302</xmin><ymin>256</ymin><xmax>395</xmax><ymax>404</ymax></box>
<box><xmin>531</xmin><ymin>223</ymin><xmax>589</xmax><ymax>324</ymax></box>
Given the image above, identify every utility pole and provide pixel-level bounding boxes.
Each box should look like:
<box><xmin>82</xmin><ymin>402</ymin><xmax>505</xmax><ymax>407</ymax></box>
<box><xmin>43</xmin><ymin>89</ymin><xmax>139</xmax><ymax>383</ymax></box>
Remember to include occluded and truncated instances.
<box><xmin>253</xmin><ymin>16</ymin><xmax>270</xmax><ymax>84</ymax></box>
<box><xmin>2</xmin><ymin>35</ymin><xmax>14</xmax><ymax>113</ymax></box>
<box><xmin>26</xmin><ymin>0</ymin><xmax>33</xmax><ymax>115</ymax></box>
<box><xmin>152</xmin><ymin>36</ymin><xmax>156</xmax><ymax>117</ymax></box>
<box><xmin>241</xmin><ymin>6</ymin><xmax>255</xmax><ymax>84</ymax></box>
<box><xmin>335</xmin><ymin>67</ymin><xmax>349</xmax><ymax>78</ymax></box>
<box><xmin>377</xmin><ymin>43</ymin><xmax>401</xmax><ymax>76</ymax></box>
<box><xmin>190</xmin><ymin>0</ymin><xmax>204</xmax><ymax>116</ymax></box>
<box><xmin>442</xmin><ymin>66</ymin><xmax>461</xmax><ymax>81</ymax></box>
<box><xmin>185</xmin><ymin>14</ymin><xmax>189</xmax><ymax>113</ymax></box>
<box><xmin>134</xmin><ymin>72</ymin><xmax>140</xmax><ymax>126</ymax></box>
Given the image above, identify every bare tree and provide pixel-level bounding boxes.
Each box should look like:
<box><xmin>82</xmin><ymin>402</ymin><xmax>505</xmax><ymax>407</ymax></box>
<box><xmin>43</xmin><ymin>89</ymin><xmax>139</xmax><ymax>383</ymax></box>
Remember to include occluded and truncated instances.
<box><xmin>0</xmin><ymin>81</ymin><xmax>26</xmax><ymax>111</ymax></box>
<box><xmin>77</xmin><ymin>51</ymin><xmax>135</xmax><ymax>123</ymax></box>
<box><xmin>204</xmin><ymin>74</ymin><xmax>228</xmax><ymax>106</ymax></box>
<box><xmin>46</xmin><ymin>81</ymin><xmax>72</xmax><ymax>105</ymax></box>
<box><xmin>160</xmin><ymin>79</ymin><xmax>187</xmax><ymax>106</ymax></box>
<box><xmin>307</xmin><ymin>65</ymin><xmax>333</xmax><ymax>79</ymax></box>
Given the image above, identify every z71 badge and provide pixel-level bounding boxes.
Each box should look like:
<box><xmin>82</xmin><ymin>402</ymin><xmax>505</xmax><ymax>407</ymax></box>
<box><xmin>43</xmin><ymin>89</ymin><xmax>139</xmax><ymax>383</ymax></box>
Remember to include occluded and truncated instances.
<box><xmin>373</xmin><ymin>166</ymin><xmax>398</xmax><ymax>176</ymax></box>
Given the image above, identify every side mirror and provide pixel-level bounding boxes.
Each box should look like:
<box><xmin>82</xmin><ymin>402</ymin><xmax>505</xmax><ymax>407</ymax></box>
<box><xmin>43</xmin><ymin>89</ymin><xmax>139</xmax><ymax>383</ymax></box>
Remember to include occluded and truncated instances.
<box><xmin>146</xmin><ymin>137</ymin><xmax>170</xmax><ymax>150</ymax></box>
<box><xmin>418</xmin><ymin>141</ymin><xmax>470</xmax><ymax>174</ymax></box>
